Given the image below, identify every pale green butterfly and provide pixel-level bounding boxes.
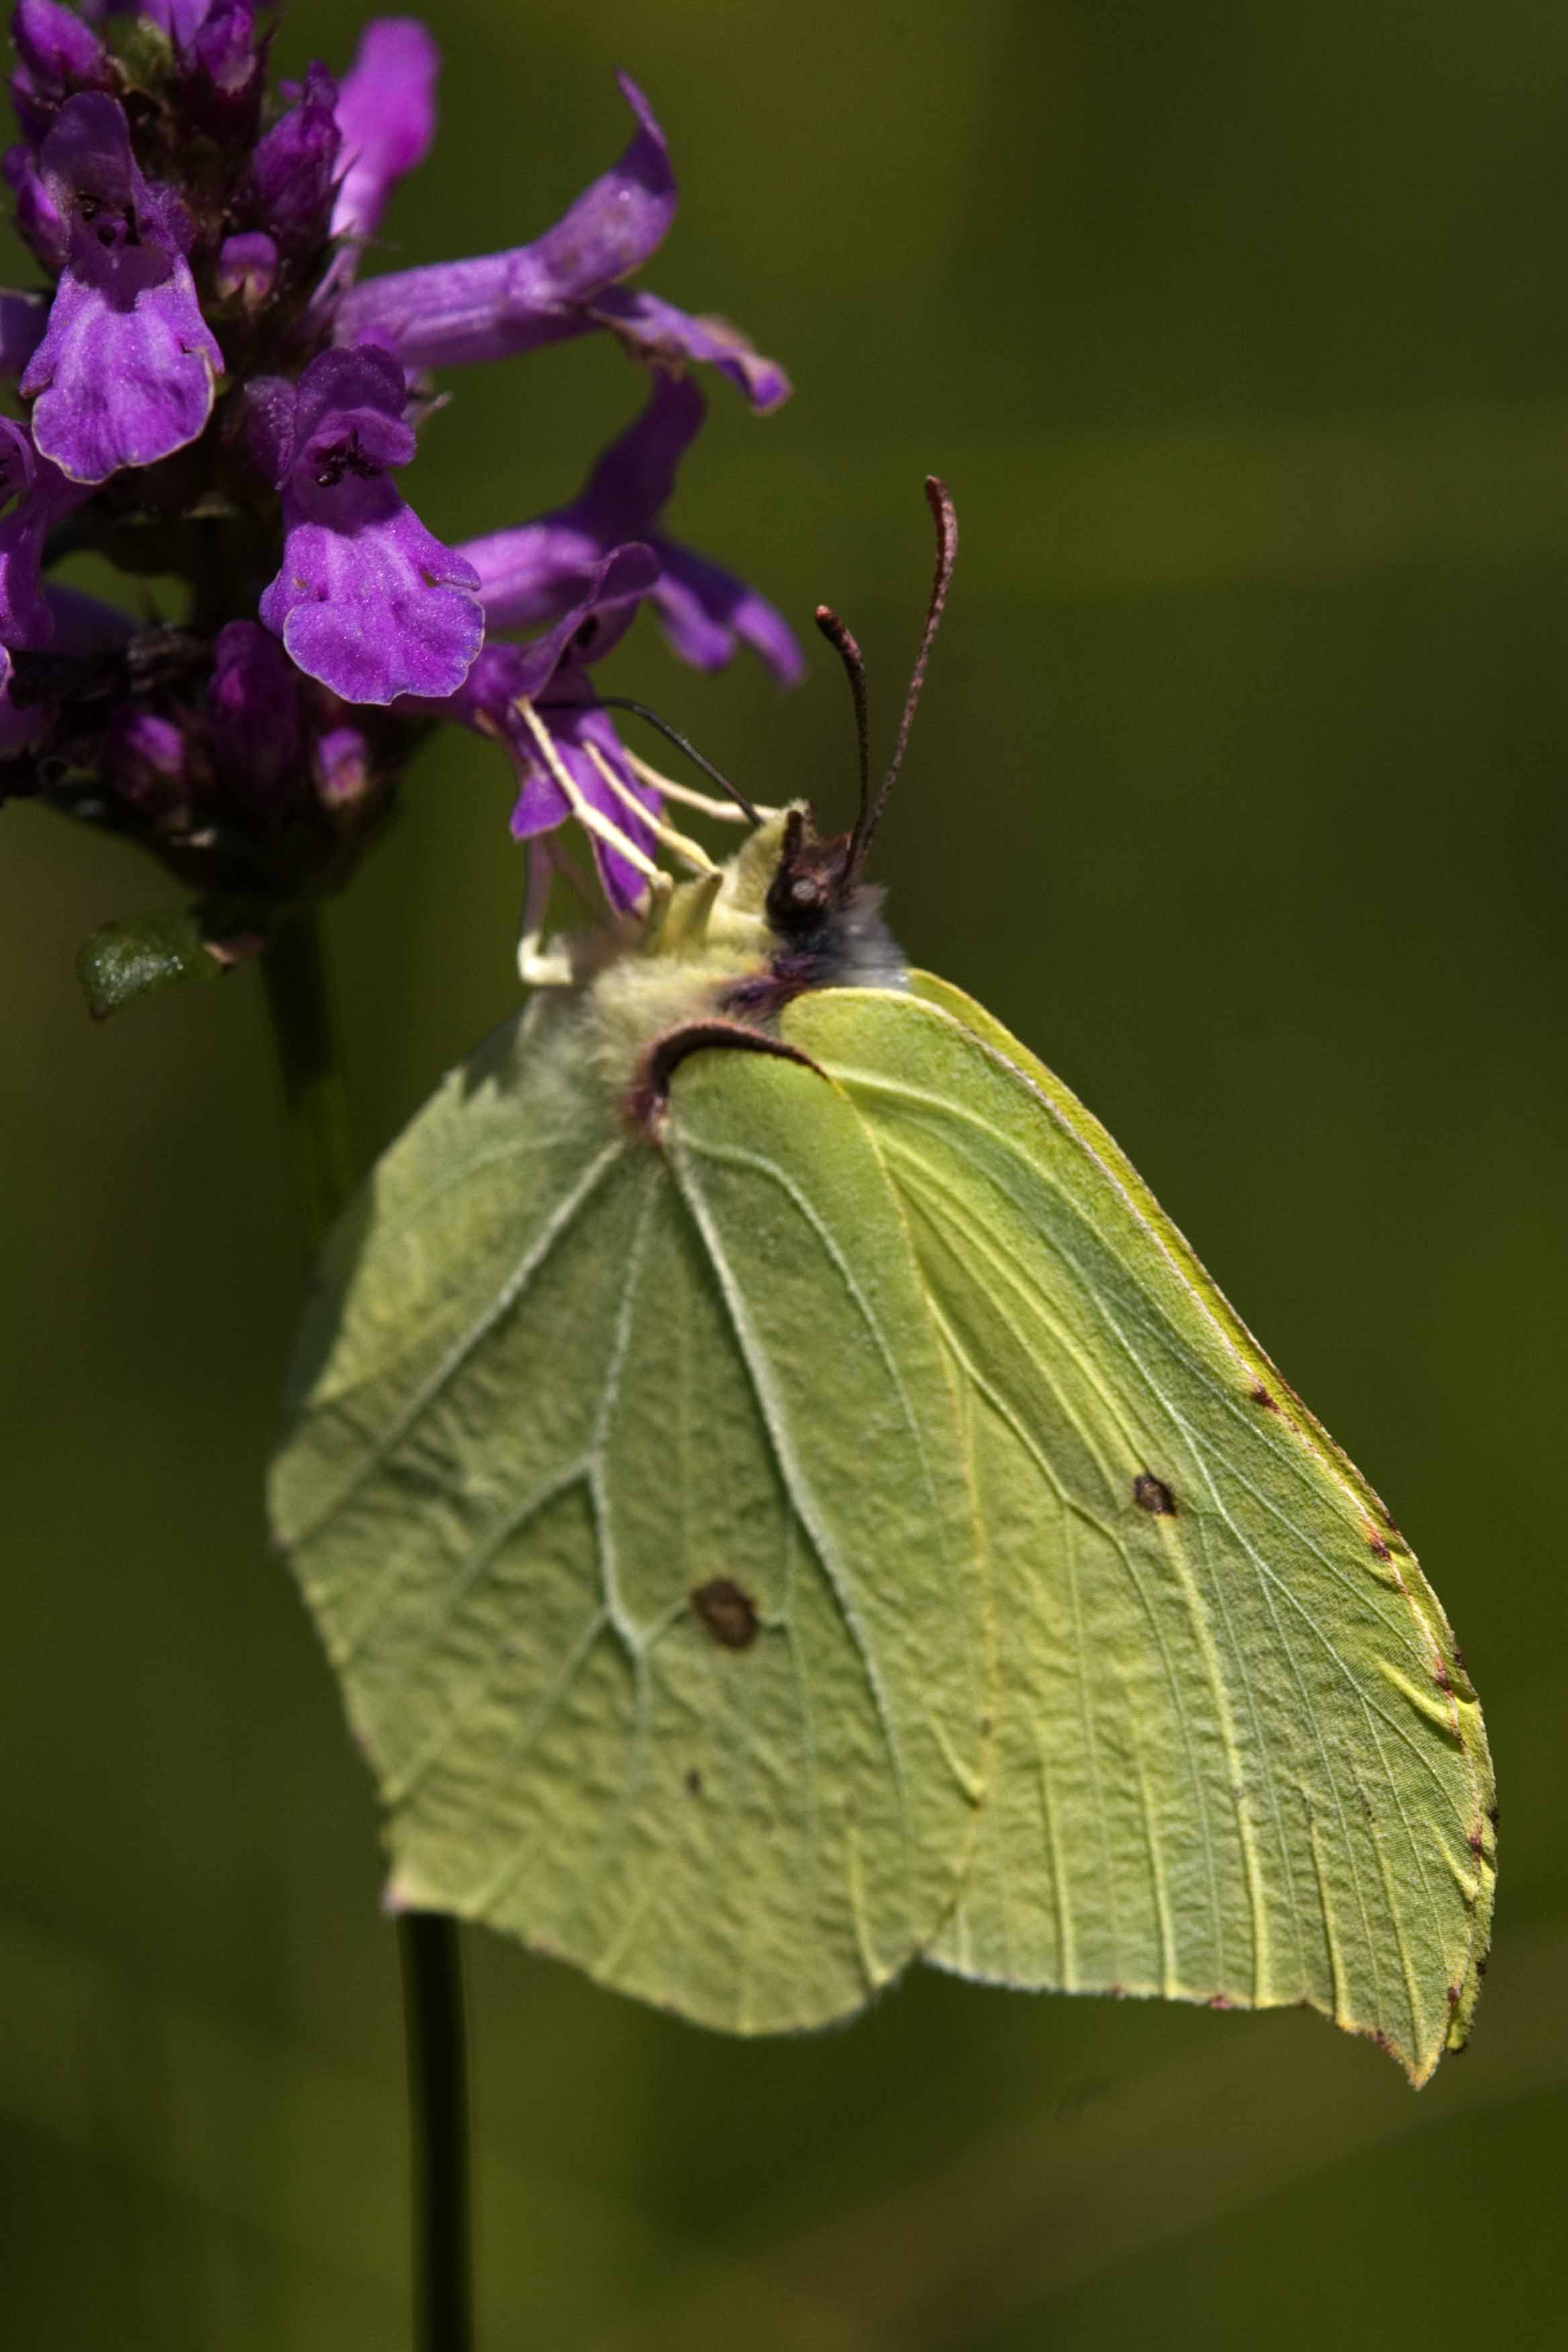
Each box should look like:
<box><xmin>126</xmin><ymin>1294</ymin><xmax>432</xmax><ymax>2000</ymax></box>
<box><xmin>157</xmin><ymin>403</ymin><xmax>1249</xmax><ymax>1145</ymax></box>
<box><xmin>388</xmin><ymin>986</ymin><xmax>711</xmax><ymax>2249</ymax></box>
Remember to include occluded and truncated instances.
<box><xmin>271</xmin><ymin>481</ymin><xmax>1493</xmax><ymax>2084</ymax></box>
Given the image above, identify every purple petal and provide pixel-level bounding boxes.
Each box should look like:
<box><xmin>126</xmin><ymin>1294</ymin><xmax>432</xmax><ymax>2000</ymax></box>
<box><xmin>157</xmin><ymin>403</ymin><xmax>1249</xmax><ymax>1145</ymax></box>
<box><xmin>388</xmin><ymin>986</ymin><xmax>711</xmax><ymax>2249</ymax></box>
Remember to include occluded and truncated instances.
<box><xmin>652</xmin><ymin>538</ymin><xmax>804</xmax><ymax>684</ymax></box>
<box><xmin>504</xmin><ymin>714</ymin><xmax>656</xmax><ymax>916</ymax></box>
<box><xmin>21</xmin><ymin>97</ymin><xmax>222</xmax><ymax>482</ymax></box>
<box><xmin>332</xmin><ymin>18</ymin><xmax>440</xmax><ymax>246</ymax></box>
<box><xmin>104</xmin><ymin>704</ymin><xmax>190</xmax><ymax>817</ymax></box>
<box><xmin>574</xmin><ymin>372</ymin><xmax>704</xmax><ymax>532</ymax></box>
<box><xmin>313</xmin><ymin>722</ymin><xmax>372</xmax><ymax>807</ymax></box>
<box><xmin>293</xmin><ymin>342</ymin><xmax>409</xmax><ymax>440</ymax></box>
<box><xmin>575</xmin><ymin>709</ymin><xmax>659</xmax><ymax>912</ymax></box>
<box><xmin>0</xmin><ymin>289</ymin><xmax>48</xmax><ymax>377</ymax></box>
<box><xmin>457</xmin><ymin>377</ymin><xmax>803</xmax><ymax>683</ymax></box>
<box><xmin>140</xmin><ymin>1</ymin><xmax>216</xmax><ymax>40</ymax></box>
<box><xmin>4</xmin><ymin>141</ymin><xmax>67</xmax><ymax>270</ymax></box>
<box><xmin>242</xmin><ymin>371</ymin><xmax>297</xmax><ymax>485</ymax></box>
<box><xmin>589</xmin><ymin>289</ymin><xmax>791</xmax><ymax>411</ymax></box>
<box><xmin>22</xmin><ymin>262</ymin><xmax>222</xmax><ymax>481</ymax></box>
<box><xmin>183</xmin><ymin>3</ymin><xmax>265</xmax><ymax>138</ymax></box>
<box><xmin>260</xmin><ymin>485</ymin><xmax>483</xmax><ymax>704</ymax></box>
<box><xmin>0</xmin><ymin>415</ymin><xmax>89</xmax><ymax>646</ymax></box>
<box><xmin>460</xmin><ymin>516</ymin><xmax>605</xmax><ymax>631</ymax></box>
<box><xmin>333</xmin><ymin>72</ymin><xmax>674</xmax><ymax>369</ymax></box>
<box><xmin>458</xmin><ymin>378</ymin><xmax>701</xmax><ymax>628</ymax></box>
<box><xmin>503</xmin><ymin>540</ymin><xmax>660</xmax><ymax>701</ymax></box>
<box><xmin>44</xmin><ymin>583</ymin><xmax>134</xmax><ymax>654</ymax></box>
<box><xmin>15</xmin><ymin>0</ymin><xmax>108</xmax><ymax>88</ymax></box>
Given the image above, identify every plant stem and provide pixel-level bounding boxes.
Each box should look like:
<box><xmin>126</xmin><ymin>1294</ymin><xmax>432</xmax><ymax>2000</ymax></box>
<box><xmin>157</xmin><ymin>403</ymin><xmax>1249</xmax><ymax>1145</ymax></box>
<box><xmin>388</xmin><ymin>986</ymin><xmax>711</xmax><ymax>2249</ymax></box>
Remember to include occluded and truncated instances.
<box><xmin>260</xmin><ymin>908</ymin><xmax>474</xmax><ymax>2352</ymax></box>
<box><xmin>259</xmin><ymin>908</ymin><xmax>354</xmax><ymax>1257</ymax></box>
<box><xmin>399</xmin><ymin>1912</ymin><xmax>475</xmax><ymax>2352</ymax></box>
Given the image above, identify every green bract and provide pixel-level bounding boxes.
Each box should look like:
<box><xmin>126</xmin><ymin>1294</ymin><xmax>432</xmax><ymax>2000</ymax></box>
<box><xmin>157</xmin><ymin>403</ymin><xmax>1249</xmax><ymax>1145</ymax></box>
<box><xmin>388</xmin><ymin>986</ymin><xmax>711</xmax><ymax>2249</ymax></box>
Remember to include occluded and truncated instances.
<box><xmin>270</xmin><ymin>816</ymin><xmax>1494</xmax><ymax>2084</ymax></box>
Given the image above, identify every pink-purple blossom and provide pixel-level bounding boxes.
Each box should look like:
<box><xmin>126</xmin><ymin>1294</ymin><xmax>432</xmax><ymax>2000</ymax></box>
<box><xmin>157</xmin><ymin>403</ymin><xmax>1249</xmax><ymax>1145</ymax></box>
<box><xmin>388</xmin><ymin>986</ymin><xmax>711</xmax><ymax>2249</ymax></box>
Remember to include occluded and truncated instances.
<box><xmin>254</xmin><ymin>346</ymin><xmax>484</xmax><ymax>705</ymax></box>
<box><xmin>19</xmin><ymin>92</ymin><xmax>223</xmax><ymax>481</ymax></box>
<box><xmin>460</xmin><ymin>375</ymin><xmax>801</xmax><ymax>683</ymax></box>
<box><xmin>0</xmin><ymin>5</ymin><xmax>798</xmax><ymax>985</ymax></box>
<box><xmin>442</xmin><ymin>545</ymin><xmax>665</xmax><ymax>914</ymax></box>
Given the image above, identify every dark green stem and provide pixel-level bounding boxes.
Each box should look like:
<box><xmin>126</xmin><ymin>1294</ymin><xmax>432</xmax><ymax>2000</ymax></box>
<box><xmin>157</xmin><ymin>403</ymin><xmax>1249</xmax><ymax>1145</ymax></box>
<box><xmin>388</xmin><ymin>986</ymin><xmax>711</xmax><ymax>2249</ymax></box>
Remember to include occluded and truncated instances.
<box><xmin>399</xmin><ymin>1912</ymin><xmax>475</xmax><ymax>2352</ymax></box>
<box><xmin>259</xmin><ymin>908</ymin><xmax>354</xmax><ymax>1256</ymax></box>
<box><xmin>260</xmin><ymin>908</ymin><xmax>473</xmax><ymax>2352</ymax></box>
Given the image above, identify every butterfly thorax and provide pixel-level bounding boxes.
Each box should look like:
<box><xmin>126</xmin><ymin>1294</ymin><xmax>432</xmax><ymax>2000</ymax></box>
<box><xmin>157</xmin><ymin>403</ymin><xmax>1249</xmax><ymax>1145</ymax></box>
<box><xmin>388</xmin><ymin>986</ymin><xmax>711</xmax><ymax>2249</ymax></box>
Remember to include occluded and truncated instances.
<box><xmin>576</xmin><ymin>803</ymin><xmax>905</xmax><ymax>1116</ymax></box>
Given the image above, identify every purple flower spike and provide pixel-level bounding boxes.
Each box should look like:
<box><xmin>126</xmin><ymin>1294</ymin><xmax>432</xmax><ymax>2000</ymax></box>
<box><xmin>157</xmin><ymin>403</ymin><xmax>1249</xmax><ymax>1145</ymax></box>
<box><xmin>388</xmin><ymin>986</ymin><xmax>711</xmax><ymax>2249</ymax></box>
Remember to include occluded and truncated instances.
<box><xmin>256</xmin><ymin>345</ymin><xmax>483</xmax><ymax>705</ymax></box>
<box><xmin>20</xmin><ymin>95</ymin><xmax>224</xmax><ymax>483</ymax></box>
<box><xmin>332</xmin><ymin>19</ymin><xmax>440</xmax><ymax>250</ymax></box>
<box><xmin>0</xmin><ymin>413</ymin><xmax>90</xmax><ymax>646</ymax></box>
<box><xmin>461</xmin><ymin>375</ymin><xmax>802</xmax><ymax>683</ymax></box>
<box><xmin>333</xmin><ymin>73</ymin><xmax>677</xmax><ymax>371</ymax></box>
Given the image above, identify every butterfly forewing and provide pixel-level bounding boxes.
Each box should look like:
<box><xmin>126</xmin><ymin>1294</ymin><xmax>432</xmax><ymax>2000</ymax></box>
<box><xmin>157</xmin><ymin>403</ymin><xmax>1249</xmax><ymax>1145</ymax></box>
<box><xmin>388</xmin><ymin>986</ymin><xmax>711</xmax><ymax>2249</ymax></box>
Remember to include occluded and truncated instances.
<box><xmin>785</xmin><ymin>979</ymin><xmax>1495</xmax><ymax>2083</ymax></box>
<box><xmin>271</xmin><ymin>998</ymin><xmax>988</xmax><ymax>2032</ymax></box>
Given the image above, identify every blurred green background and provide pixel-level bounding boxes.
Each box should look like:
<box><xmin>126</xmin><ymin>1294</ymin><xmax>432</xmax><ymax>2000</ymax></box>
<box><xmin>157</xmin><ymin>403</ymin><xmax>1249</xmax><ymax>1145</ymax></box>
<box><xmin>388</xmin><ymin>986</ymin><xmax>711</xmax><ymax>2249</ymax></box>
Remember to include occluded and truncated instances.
<box><xmin>4</xmin><ymin>0</ymin><xmax>1566</xmax><ymax>2343</ymax></box>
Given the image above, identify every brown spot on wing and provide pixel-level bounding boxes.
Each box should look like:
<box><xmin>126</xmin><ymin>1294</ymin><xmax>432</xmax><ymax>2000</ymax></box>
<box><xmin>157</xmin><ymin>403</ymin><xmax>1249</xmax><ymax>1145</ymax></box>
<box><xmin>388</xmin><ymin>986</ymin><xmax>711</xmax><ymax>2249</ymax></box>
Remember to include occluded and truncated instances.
<box><xmin>691</xmin><ymin>1576</ymin><xmax>760</xmax><ymax>1651</ymax></box>
<box><xmin>1132</xmin><ymin>1470</ymin><xmax>1178</xmax><ymax>1516</ymax></box>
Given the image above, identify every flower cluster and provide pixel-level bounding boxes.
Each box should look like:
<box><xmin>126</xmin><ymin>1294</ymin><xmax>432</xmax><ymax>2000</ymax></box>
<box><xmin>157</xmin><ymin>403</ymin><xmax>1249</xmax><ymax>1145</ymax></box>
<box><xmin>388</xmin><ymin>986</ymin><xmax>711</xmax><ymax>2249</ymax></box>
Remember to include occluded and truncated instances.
<box><xmin>0</xmin><ymin>3</ymin><xmax>798</xmax><ymax>1006</ymax></box>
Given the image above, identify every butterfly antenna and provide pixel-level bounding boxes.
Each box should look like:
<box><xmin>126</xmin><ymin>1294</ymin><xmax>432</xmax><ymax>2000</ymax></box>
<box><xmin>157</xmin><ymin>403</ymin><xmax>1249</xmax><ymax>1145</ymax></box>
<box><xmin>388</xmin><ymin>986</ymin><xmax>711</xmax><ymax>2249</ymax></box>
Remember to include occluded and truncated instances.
<box><xmin>537</xmin><ymin>694</ymin><xmax>761</xmax><ymax>824</ymax></box>
<box><xmin>814</xmin><ymin>604</ymin><xmax>871</xmax><ymax>843</ymax></box>
<box><xmin>848</xmin><ymin>475</ymin><xmax>958</xmax><ymax>883</ymax></box>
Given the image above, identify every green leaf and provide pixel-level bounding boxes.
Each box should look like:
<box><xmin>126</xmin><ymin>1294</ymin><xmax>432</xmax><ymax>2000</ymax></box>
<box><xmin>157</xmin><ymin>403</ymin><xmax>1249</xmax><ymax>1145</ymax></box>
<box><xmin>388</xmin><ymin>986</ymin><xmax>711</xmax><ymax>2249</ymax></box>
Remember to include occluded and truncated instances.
<box><xmin>76</xmin><ymin>907</ymin><xmax>262</xmax><ymax>1021</ymax></box>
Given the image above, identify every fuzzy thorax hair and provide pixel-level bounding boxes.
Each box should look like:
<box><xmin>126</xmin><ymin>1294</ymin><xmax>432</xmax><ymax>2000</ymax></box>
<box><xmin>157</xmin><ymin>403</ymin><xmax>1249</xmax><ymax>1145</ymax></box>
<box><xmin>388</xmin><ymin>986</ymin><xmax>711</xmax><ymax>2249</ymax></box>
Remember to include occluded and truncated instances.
<box><xmin>580</xmin><ymin>802</ymin><xmax>907</xmax><ymax>1095</ymax></box>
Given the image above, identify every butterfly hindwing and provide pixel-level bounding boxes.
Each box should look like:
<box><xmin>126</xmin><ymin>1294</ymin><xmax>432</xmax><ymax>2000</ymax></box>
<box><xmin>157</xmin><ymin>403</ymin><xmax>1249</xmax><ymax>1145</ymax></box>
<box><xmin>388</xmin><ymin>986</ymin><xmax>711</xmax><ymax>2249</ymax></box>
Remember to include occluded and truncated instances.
<box><xmin>785</xmin><ymin>978</ymin><xmax>1495</xmax><ymax>2083</ymax></box>
<box><xmin>271</xmin><ymin>996</ymin><xmax>987</xmax><ymax>2031</ymax></box>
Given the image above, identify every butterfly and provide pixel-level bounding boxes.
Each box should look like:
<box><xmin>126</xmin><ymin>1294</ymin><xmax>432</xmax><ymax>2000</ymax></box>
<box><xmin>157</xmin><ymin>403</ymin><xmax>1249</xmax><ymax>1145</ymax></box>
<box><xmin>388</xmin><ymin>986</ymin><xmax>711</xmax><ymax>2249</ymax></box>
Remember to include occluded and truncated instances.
<box><xmin>270</xmin><ymin>481</ymin><xmax>1493</xmax><ymax>2083</ymax></box>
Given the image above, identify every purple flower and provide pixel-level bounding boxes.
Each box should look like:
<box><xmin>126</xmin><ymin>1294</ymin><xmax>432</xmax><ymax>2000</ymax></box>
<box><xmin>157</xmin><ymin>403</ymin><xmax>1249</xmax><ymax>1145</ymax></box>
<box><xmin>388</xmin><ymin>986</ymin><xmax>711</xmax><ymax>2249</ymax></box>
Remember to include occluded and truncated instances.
<box><xmin>209</xmin><ymin>620</ymin><xmax>303</xmax><ymax>800</ymax></box>
<box><xmin>0</xmin><ymin>414</ymin><xmax>90</xmax><ymax>646</ymax></box>
<box><xmin>242</xmin><ymin>60</ymin><xmax>340</xmax><ymax>251</ymax></box>
<box><xmin>313</xmin><ymin>722</ymin><xmax>372</xmax><ymax>808</ymax></box>
<box><xmin>334</xmin><ymin>74</ymin><xmax>789</xmax><ymax>410</ymax></box>
<box><xmin>213</xmin><ymin>228</ymin><xmax>277</xmax><ymax>307</ymax></box>
<box><xmin>332</xmin><ymin>18</ymin><xmax>439</xmax><ymax>252</ymax></box>
<box><xmin>19</xmin><ymin>94</ymin><xmax>223</xmax><ymax>483</ymax></box>
<box><xmin>177</xmin><ymin>3</ymin><xmax>266</xmax><ymax>142</ymax></box>
<box><xmin>10</xmin><ymin>0</ymin><xmax>111</xmax><ymax>144</ymax></box>
<box><xmin>442</xmin><ymin>544</ymin><xmax>663</xmax><ymax>912</ymax></box>
<box><xmin>460</xmin><ymin>375</ymin><xmax>801</xmax><ymax>683</ymax></box>
<box><xmin>2</xmin><ymin>10</ymin><xmax>798</xmax><ymax>973</ymax></box>
<box><xmin>104</xmin><ymin>703</ymin><xmax>191</xmax><ymax>819</ymax></box>
<box><xmin>254</xmin><ymin>345</ymin><xmax>483</xmax><ymax>705</ymax></box>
